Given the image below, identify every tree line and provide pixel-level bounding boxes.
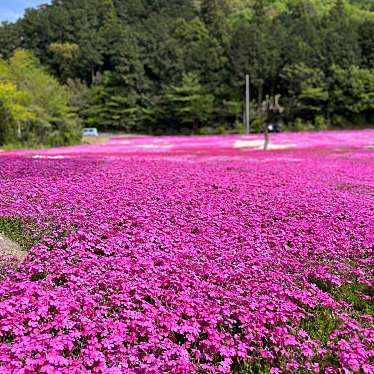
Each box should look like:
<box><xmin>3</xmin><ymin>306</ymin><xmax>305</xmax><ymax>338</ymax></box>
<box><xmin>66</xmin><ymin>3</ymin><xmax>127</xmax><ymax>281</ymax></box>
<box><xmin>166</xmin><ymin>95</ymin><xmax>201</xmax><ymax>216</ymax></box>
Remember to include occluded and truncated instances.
<box><xmin>1</xmin><ymin>0</ymin><xmax>374</xmax><ymax>146</ymax></box>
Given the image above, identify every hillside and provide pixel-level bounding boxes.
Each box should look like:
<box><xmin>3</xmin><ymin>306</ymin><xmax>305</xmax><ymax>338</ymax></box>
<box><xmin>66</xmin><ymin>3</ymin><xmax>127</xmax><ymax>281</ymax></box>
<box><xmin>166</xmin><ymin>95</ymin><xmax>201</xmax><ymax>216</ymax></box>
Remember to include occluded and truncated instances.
<box><xmin>1</xmin><ymin>0</ymin><xmax>374</xmax><ymax>139</ymax></box>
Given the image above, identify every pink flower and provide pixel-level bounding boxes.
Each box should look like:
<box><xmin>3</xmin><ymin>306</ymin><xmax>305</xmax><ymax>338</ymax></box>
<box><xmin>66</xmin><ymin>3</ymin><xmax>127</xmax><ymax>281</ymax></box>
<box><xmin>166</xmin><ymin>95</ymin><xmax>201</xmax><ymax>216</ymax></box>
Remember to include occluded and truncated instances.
<box><xmin>0</xmin><ymin>130</ymin><xmax>373</xmax><ymax>372</ymax></box>
<box><xmin>313</xmin><ymin>363</ymin><xmax>320</xmax><ymax>373</ymax></box>
<box><xmin>270</xmin><ymin>368</ymin><xmax>281</xmax><ymax>374</ymax></box>
<box><xmin>348</xmin><ymin>358</ymin><xmax>360</xmax><ymax>372</ymax></box>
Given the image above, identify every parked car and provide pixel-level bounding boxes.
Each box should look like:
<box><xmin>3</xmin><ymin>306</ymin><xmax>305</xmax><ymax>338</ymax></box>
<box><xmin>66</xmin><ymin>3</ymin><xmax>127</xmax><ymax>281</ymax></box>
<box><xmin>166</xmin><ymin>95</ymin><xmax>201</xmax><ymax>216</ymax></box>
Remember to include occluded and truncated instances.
<box><xmin>82</xmin><ymin>128</ymin><xmax>99</xmax><ymax>137</ymax></box>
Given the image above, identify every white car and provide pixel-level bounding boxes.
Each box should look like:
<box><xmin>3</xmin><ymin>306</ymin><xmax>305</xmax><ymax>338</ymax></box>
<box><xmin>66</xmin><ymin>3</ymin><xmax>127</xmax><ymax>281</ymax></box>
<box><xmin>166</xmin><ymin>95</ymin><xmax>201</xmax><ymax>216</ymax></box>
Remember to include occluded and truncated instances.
<box><xmin>82</xmin><ymin>128</ymin><xmax>99</xmax><ymax>137</ymax></box>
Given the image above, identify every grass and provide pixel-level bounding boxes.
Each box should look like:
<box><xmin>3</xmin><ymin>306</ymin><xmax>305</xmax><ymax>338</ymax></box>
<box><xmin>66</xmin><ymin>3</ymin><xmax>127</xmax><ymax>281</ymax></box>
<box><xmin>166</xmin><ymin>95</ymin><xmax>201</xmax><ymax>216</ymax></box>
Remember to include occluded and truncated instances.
<box><xmin>0</xmin><ymin>216</ymin><xmax>41</xmax><ymax>250</ymax></box>
<box><xmin>235</xmin><ymin>276</ymin><xmax>373</xmax><ymax>373</ymax></box>
<box><xmin>0</xmin><ymin>142</ymin><xmax>43</xmax><ymax>151</ymax></box>
<box><xmin>334</xmin><ymin>282</ymin><xmax>373</xmax><ymax>316</ymax></box>
<box><xmin>234</xmin><ymin>309</ymin><xmax>341</xmax><ymax>373</ymax></box>
<box><xmin>0</xmin><ymin>216</ymin><xmax>36</xmax><ymax>280</ymax></box>
<box><xmin>236</xmin><ymin>358</ymin><xmax>272</xmax><ymax>373</ymax></box>
<box><xmin>299</xmin><ymin>308</ymin><xmax>341</xmax><ymax>344</ymax></box>
<box><xmin>309</xmin><ymin>277</ymin><xmax>373</xmax><ymax>317</ymax></box>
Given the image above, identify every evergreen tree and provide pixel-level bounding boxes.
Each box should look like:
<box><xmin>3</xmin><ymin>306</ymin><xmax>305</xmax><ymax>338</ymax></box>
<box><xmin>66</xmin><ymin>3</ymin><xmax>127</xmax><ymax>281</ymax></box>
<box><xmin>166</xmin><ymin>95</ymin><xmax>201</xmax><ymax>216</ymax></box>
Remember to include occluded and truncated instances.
<box><xmin>329</xmin><ymin>65</ymin><xmax>374</xmax><ymax>124</ymax></box>
<box><xmin>280</xmin><ymin>63</ymin><xmax>328</xmax><ymax>123</ymax></box>
<box><xmin>82</xmin><ymin>72</ymin><xmax>141</xmax><ymax>132</ymax></box>
<box><xmin>229</xmin><ymin>4</ymin><xmax>282</xmax><ymax>105</ymax></box>
<box><xmin>0</xmin><ymin>0</ymin><xmax>373</xmax><ymax>135</ymax></box>
<box><xmin>201</xmin><ymin>0</ymin><xmax>220</xmax><ymax>28</ymax></box>
<box><xmin>323</xmin><ymin>0</ymin><xmax>361</xmax><ymax>69</ymax></box>
<box><xmin>359</xmin><ymin>19</ymin><xmax>374</xmax><ymax>69</ymax></box>
<box><xmin>48</xmin><ymin>42</ymin><xmax>79</xmax><ymax>82</ymax></box>
<box><xmin>165</xmin><ymin>73</ymin><xmax>214</xmax><ymax>133</ymax></box>
<box><xmin>173</xmin><ymin>18</ymin><xmax>227</xmax><ymax>92</ymax></box>
<box><xmin>0</xmin><ymin>22</ymin><xmax>22</xmax><ymax>59</ymax></box>
<box><xmin>281</xmin><ymin>0</ymin><xmax>324</xmax><ymax>68</ymax></box>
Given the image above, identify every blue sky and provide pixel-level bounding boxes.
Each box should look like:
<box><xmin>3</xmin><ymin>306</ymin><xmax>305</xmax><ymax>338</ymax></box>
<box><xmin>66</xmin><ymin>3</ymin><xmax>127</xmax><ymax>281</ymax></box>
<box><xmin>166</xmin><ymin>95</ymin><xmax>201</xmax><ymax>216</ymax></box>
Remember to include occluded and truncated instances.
<box><xmin>0</xmin><ymin>1</ymin><xmax>50</xmax><ymax>22</ymax></box>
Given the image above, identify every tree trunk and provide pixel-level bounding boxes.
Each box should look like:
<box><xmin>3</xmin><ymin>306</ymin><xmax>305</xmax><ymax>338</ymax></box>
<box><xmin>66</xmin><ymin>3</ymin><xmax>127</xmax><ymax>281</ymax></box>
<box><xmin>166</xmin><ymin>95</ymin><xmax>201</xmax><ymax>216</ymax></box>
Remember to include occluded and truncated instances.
<box><xmin>192</xmin><ymin>120</ymin><xmax>198</xmax><ymax>134</ymax></box>
<box><xmin>91</xmin><ymin>65</ymin><xmax>95</xmax><ymax>85</ymax></box>
<box><xmin>257</xmin><ymin>81</ymin><xmax>263</xmax><ymax>106</ymax></box>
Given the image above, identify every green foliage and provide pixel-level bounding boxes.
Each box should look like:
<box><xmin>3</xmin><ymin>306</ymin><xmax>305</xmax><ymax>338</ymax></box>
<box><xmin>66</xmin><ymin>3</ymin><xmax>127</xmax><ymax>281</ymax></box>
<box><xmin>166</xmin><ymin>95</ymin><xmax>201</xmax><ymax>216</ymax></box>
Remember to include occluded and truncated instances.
<box><xmin>236</xmin><ymin>358</ymin><xmax>272</xmax><ymax>373</ymax></box>
<box><xmin>164</xmin><ymin>73</ymin><xmax>214</xmax><ymax>133</ymax></box>
<box><xmin>173</xmin><ymin>17</ymin><xmax>227</xmax><ymax>92</ymax></box>
<box><xmin>0</xmin><ymin>102</ymin><xmax>13</xmax><ymax>144</ymax></box>
<box><xmin>83</xmin><ymin>72</ymin><xmax>141</xmax><ymax>132</ymax></box>
<box><xmin>333</xmin><ymin>281</ymin><xmax>373</xmax><ymax>316</ymax></box>
<box><xmin>0</xmin><ymin>81</ymin><xmax>33</xmax><ymax>142</ymax></box>
<box><xmin>291</xmin><ymin>118</ymin><xmax>312</xmax><ymax>132</ymax></box>
<box><xmin>200</xmin><ymin>0</ymin><xmax>227</xmax><ymax>33</ymax></box>
<box><xmin>229</xmin><ymin>8</ymin><xmax>282</xmax><ymax>100</ymax></box>
<box><xmin>323</xmin><ymin>0</ymin><xmax>361</xmax><ymax>69</ymax></box>
<box><xmin>359</xmin><ymin>19</ymin><xmax>374</xmax><ymax>68</ymax></box>
<box><xmin>0</xmin><ymin>50</ymin><xmax>81</xmax><ymax>147</ymax></box>
<box><xmin>281</xmin><ymin>63</ymin><xmax>329</xmax><ymax>124</ymax></box>
<box><xmin>1</xmin><ymin>0</ymin><xmax>374</xmax><ymax>135</ymax></box>
<box><xmin>308</xmin><ymin>275</ymin><xmax>373</xmax><ymax>317</ymax></box>
<box><xmin>329</xmin><ymin>64</ymin><xmax>374</xmax><ymax>121</ymax></box>
<box><xmin>314</xmin><ymin>115</ymin><xmax>328</xmax><ymax>130</ymax></box>
<box><xmin>299</xmin><ymin>308</ymin><xmax>341</xmax><ymax>343</ymax></box>
<box><xmin>0</xmin><ymin>217</ymin><xmax>38</xmax><ymax>250</ymax></box>
<box><xmin>48</xmin><ymin>42</ymin><xmax>79</xmax><ymax>82</ymax></box>
<box><xmin>233</xmin><ymin>120</ymin><xmax>245</xmax><ymax>134</ymax></box>
<box><xmin>0</xmin><ymin>22</ymin><xmax>21</xmax><ymax>59</ymax></box>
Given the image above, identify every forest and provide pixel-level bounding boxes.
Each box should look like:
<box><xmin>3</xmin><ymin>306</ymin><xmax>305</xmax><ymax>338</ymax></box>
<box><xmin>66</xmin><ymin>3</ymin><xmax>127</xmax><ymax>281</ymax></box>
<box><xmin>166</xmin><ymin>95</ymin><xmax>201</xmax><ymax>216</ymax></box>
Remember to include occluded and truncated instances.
<box><xmin>1</xmin><ymin>0</ymin><xmax>374</xmax><ymax>146</ymax></box>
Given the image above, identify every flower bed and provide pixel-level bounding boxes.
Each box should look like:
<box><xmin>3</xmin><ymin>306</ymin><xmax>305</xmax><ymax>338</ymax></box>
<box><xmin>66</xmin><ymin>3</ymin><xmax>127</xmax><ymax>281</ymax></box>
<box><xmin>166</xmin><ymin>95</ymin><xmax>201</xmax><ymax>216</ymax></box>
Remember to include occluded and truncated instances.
<box><xmin>0</xmin><ymin>132</ymin><xmax>373</xmax><ymax>373</ymax></box>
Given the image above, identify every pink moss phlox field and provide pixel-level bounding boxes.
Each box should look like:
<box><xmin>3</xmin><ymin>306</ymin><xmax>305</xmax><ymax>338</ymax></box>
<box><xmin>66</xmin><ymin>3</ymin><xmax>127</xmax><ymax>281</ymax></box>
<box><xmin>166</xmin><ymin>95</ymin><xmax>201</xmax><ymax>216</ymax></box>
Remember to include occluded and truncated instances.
<box><xmin>2</xmin><ymin>129</ymin><xmax>374</xmax><ymax>158</ymax></box>
<box><xmin>0</xmin><ymin>131</ymin><xmax>373</xmax><ymax>373</ymax></box>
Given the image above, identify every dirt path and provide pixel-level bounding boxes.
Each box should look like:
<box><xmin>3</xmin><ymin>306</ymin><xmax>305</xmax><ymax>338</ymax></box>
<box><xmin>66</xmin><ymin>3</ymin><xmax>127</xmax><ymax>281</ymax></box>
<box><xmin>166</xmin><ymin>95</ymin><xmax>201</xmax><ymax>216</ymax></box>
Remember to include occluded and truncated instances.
<box><xmin>0</xmin><ymin>233</ymin><xmax>25</xmax><ymax>261</ymax></box>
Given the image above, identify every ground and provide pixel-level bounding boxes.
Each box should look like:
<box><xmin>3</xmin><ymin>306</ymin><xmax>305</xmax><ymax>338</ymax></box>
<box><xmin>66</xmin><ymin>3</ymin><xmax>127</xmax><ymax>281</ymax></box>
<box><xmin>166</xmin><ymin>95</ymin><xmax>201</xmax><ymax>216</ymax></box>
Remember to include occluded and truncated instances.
<box><xmin>0</xmin><ymin>233</ymin><xmax>23</xmax><ymax>260</ymax></box>
<box><xmin>0</xmin><ymin>130</ymin><xmax>373</xmax><ymax>373</ymax></box>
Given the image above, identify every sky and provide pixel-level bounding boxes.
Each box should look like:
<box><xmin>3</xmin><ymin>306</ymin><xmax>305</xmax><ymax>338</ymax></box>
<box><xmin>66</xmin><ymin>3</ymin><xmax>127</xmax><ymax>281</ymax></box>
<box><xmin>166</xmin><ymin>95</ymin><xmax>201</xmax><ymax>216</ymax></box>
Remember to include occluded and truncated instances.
<box><xmin>0</xmin><ymin>1</ymin><xmax>50</xmax><ymax>23</ymax></box>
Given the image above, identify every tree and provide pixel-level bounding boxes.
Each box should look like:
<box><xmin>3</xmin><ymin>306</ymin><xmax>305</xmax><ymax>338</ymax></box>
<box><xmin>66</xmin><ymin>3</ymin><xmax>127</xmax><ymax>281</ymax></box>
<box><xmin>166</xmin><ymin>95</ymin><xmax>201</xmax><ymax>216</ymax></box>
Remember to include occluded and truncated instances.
<box><xmin>322</xmin><ymin>0</ymin><xmax>361</xmax><ymax>69</ymax></box>
<box><xmin>0</xmin><ymin>82</ymin><xmax>33</xmax><ymax>142</ymax></box>
<box><xmin>1</xmin><ymin>0</ymin><xmax>373</xmax><ymax>135</ymax></box>
<box><xmin>280</xmin><ymin>63</ymin><xmax>328</xmax><ymax>124</ymax></box>
<box><xmin>0</xmin><ymin>22</ymin><xmax>22</xmax><ymax>58</ymax></box>
<box><xmin>165</xmin><ymin>73</ymin><xmax>214</xmax><ymax>133</ymax></box>
<box><xmin>359</xmin><ymin>19</ymin><xmax>374</xmax><ymax>69</ymax></box>
<box><xmin>173</xmin><ymin>18</ymin><xmax>227</xmax><ymax>92</ymax></box>
<box><xmin>139</xmin><ymin>14</ymin><xmax>183</xmax><ymax>92</ymax></box>
<box><xmin>82</xmin><ymin>72</ymin><xmax>141</xmax><ymax>132</ymax></box>
<box><xmin>281</xmin><ymin>0</ymin><xmax>324</xmax><ymax>69</ymax></box>
<box><xmin>229</xmin><ymin>9</ymin><xmax>282</xmax><ymax>105</ymax></box>
<box><xmin>48</xmin><ymin>42</ymin><xmax>79</xmax><ymax>82</ymax></box>
<box><xmin>328</xmin><ymin>65</ymin><xmax>374</xmax><ymax>124</ymax></box>
<box><xmin>200</xmin><ymin>0</ymin><xmax>226</xmax><ymax>31</ymax></box>
<box><xmin>0</xmin><ymin>50</ymin><xmax>80</xmax><ymax>146</ymax></box>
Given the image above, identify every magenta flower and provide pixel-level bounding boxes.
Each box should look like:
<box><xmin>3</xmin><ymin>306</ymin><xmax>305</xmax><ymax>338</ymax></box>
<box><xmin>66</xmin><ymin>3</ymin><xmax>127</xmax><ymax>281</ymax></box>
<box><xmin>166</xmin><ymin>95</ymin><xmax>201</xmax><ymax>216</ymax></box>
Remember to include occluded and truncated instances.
<box><xmin>0</xmin><ymin>130</ymin><xmax>373</xmax><ymax>372</ymax></box>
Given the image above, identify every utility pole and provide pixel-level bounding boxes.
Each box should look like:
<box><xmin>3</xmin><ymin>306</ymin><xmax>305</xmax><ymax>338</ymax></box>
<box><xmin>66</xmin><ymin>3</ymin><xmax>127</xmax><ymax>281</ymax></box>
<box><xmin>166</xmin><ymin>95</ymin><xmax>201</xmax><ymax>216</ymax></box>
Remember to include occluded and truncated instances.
<box><xmin>245</xmin><ymin>74</ymin><xmax>250</xmax><ymax>134</ymax></box>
